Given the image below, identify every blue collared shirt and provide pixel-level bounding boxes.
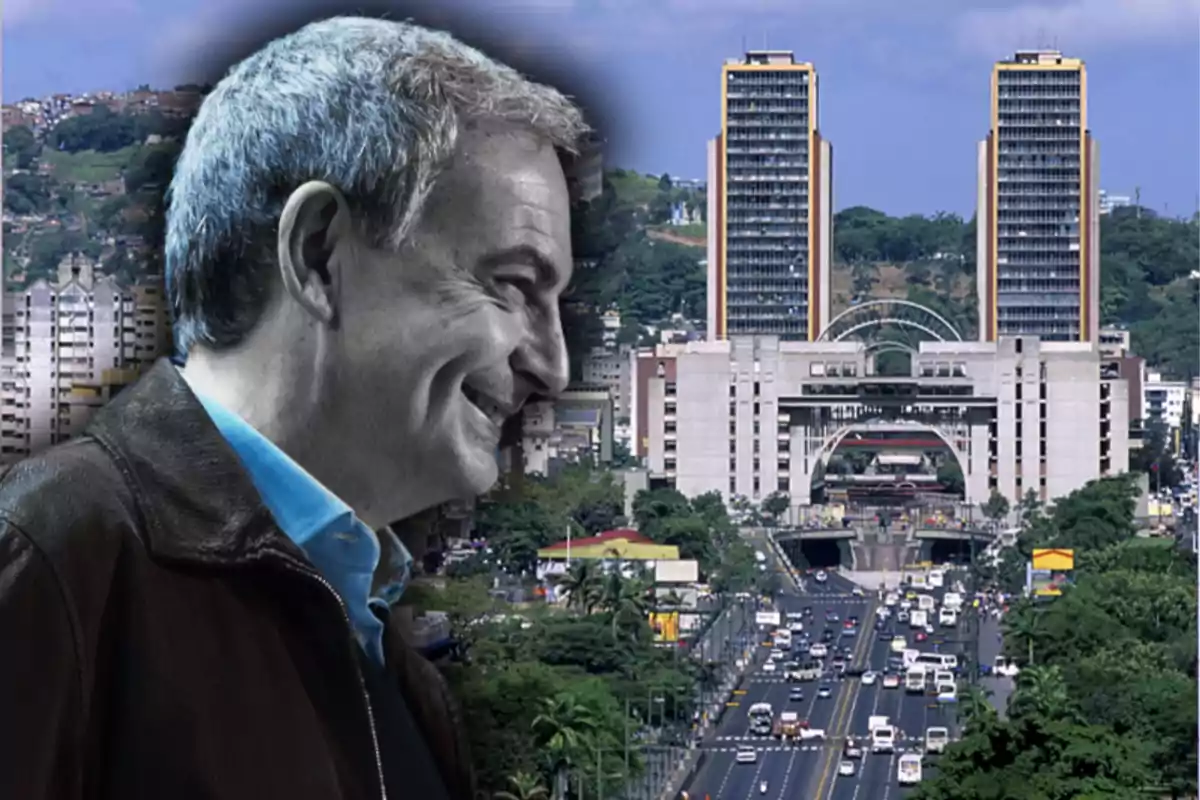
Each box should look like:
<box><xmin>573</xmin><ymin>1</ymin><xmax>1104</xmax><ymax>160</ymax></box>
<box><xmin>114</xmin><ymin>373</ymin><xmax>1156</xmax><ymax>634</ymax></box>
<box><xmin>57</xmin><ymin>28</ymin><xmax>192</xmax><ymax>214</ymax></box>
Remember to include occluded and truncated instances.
<box><xmin>197</xmin><ymin>395</ymin><xmax>412</xmax><ymax>666</ymax></box>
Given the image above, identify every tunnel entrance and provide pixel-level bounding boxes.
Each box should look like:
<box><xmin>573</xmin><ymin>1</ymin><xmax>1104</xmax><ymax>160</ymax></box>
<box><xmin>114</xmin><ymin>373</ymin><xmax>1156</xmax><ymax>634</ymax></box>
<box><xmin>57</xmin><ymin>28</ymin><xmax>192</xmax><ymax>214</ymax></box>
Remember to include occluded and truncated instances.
<box><xmin>780</xmin><ymin>537</ymin><xmax>851</xmax><ymax>571</ymax></box>
<box><xmin>928</xmin><ymin>538</ymin><xmax>976</xmax><ymax>566</ymax></box>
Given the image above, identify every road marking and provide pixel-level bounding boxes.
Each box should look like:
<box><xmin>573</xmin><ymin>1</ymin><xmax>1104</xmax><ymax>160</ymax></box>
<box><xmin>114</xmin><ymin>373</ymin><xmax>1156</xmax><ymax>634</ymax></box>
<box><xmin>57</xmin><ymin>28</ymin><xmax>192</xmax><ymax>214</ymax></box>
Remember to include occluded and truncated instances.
<box><xmin>774</xmin><ymin>745</ymin><xmax>800</xmax><ymax>799</ymax></box>
<box><xmin>808</xmin><ymin>598</ymin><xmax>881</xmax><ymax>799</ymax></box>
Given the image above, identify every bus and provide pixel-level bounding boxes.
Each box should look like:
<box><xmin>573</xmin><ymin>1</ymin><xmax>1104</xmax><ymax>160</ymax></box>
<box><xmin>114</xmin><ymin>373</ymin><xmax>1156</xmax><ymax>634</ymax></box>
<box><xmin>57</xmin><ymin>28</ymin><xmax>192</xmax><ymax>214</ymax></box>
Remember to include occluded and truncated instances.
<box><xmin>897</xmin><ymin>754</ymin><xmax>922</xmax><ymax>784</ymax></box>
<box><xmin>747</xmin><ymin>702</ymin><xmax>773</xmax><ymax>735</ymax></box>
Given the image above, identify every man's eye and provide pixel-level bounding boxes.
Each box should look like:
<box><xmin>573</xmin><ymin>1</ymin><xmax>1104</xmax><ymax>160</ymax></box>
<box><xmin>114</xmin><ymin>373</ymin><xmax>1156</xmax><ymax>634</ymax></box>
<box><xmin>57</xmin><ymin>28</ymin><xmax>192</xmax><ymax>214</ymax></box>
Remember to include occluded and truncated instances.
<box><xmin>496</xmin><ymin>275</ymin><xmax>535</xmax><ymax>300</ymax></box>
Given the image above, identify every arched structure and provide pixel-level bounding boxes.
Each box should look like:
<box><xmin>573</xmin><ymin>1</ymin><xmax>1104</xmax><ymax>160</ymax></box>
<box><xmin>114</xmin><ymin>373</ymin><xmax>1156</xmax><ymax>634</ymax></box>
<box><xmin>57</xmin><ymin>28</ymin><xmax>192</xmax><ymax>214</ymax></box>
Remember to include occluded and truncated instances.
<box><xmin>814</xmin><ymin>420</ymin><xmax>968</xmax><ymax>471</ymax></box>
<box><xmin>816</xmin><ymin>299</ymin><xmax>964</xmax><ymax>343</ymax></box>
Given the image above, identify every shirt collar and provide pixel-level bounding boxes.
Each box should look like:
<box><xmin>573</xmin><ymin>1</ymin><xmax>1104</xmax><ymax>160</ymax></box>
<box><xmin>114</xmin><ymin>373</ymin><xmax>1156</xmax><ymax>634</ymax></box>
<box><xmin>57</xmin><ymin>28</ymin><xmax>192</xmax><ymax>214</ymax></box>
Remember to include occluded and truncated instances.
<box><xmin>194</xmin><ymin>394</ymin><xmax>354</xmax><ymax>547</ymax></box>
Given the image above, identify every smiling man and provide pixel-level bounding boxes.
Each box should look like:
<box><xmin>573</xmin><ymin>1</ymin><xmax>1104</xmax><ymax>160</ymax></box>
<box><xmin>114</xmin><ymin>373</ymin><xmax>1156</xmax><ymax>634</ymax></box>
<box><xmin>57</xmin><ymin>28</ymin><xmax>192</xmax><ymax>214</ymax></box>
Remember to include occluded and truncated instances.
<box><xmin>0</xmin><ymin>16</ymin><xmax>588</xmax><ymax>800</ymax></box>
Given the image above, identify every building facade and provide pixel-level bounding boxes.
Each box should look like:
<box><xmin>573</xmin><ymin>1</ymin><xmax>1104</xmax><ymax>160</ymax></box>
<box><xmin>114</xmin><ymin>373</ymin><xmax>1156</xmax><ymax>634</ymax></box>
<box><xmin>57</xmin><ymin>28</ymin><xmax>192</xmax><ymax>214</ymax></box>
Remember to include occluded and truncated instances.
<box><xmin>632</xmin><ymin>336</ymin><xmax>1128</xmax><ymax>516</ymax></box>
<box><xmin>977</xmin><ymin>49</ymin><xmax>1100</xmax><ymax>343</ymax></box>
<box><xmin>0</xmin><ymin>257</ymin><xmax>169</xmax><ymax>461</ymax></box>
<box><xmin>707</xmin><ymin>50</ymin><xmax>832</xmax><ymax>342</ymax></box>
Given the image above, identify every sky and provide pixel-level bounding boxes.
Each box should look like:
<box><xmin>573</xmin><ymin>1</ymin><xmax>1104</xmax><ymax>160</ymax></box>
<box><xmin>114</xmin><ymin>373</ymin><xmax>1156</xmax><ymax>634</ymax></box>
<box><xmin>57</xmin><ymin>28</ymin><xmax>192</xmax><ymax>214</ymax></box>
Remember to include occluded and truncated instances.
<box><xmin>5</xmin><ymin>0</ymin><xmax>1199</xmax><ymax>218</ymax></box>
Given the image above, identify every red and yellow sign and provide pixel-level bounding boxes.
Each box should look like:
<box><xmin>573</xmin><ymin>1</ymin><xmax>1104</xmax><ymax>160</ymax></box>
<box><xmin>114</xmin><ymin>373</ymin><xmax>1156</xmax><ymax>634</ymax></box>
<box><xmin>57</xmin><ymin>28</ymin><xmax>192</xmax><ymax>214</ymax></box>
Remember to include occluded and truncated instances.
<box><xmin>649</xmin><ymin>611</ymin><xmax>680</xmax><ymax>643</ymax></box>
<box><xmin>1032</xmin><ymin>548</ymin><xmax>1074</xmax><ymax>571</ymax></box>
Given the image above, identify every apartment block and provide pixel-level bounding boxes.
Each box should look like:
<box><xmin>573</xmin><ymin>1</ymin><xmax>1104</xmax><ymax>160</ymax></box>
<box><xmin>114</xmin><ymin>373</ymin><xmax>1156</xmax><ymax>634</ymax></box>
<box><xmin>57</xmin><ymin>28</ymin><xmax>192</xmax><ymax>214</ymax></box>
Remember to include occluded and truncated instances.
<box><xmin>977</xmin><ymin>50</ymin><xmax>1100</xmax><ymax>343</ymax></box>
<box><xmin>707</xmin><ymin>50</ymin><xmax>832</xmax><ymax>342</ymax></box>
<box><xmin>0</xmin><ymin>257</ymin><xmax>169</xmax><ymax>461</ymax></box>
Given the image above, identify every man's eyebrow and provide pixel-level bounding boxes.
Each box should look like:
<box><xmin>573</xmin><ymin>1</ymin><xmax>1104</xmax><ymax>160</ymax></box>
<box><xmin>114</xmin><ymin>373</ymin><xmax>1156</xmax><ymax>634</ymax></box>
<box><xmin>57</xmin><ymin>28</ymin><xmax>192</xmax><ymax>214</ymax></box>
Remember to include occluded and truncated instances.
<box><xmin>476</xmin><ymin>245</ymin><xmax>561</xmax><ymax>284</ymax></box>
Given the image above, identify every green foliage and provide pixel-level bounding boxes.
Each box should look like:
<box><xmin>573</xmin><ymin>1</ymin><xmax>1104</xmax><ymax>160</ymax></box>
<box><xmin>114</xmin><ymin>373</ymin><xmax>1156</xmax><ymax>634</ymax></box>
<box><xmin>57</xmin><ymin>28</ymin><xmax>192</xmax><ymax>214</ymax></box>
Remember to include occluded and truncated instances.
<box><xmin>47</xmin><ymin>106</ymin><xmax>186</xmax><ymax>153</ymax></box>
<box><xmin>3</xmin><ymin>125</ymin><xmax>40</xmax><ymax>170</ymax></box>
<box><xmin>914</xmin><ymin>476</ymin><xmax>1198</xmax><ymax>798</ymax></box>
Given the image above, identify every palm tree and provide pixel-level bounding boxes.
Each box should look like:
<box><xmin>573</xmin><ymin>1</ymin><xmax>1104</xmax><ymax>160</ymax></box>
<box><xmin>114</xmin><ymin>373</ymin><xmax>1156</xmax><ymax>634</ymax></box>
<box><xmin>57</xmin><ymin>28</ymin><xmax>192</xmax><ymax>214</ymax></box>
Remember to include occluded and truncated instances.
<box><xmin>493</xmin><ymin>772</ymin><xmax>549</xmax><ymax>800</ymax></box>
<box><xmin>1004</xmin><ymin>605</ymin><xmax>1041</xmax><ymax>665</ymax></box>
<box><xmin>958</xmin><ymin>684</ymin><xmax>997</xmax><ymax>733</ymax></box>
<box><xmin>600</xmin><ymin>573</ymin><xmax>652</xmax><ymax>640</ymax></box>
<box><xmin>560</xmin><ymin>561</ymin><xmax>601</xmax><ymax>614</ymax></box>
<box><xmin>531</xmin><ymin>694</ymin><xmax>599</xmax><ymax>800</ymax></box>
<box><xmin>1009</xmin><ymin>664</ymin><xmax>1073</xmax><ymax>722</ymax></box>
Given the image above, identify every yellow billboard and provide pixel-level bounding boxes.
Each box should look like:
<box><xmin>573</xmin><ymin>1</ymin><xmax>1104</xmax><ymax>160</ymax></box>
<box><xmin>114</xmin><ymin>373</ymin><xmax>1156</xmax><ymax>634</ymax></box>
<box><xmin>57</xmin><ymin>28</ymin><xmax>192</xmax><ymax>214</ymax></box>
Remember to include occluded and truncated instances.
<box><xmin>649</xmin><ymin>612</ymin><xmax>680</xmax><ymax>643</ymax></box>
<box><xmin>1032</xmin><ymin>548</ymin><xmax>1075</xmax><ymax>571</ymax></box>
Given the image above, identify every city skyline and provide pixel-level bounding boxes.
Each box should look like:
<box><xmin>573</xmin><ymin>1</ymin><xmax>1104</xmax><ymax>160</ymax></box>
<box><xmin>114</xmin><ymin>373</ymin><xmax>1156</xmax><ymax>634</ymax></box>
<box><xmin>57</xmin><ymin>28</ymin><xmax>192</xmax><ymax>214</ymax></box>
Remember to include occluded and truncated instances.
<box><xmin>4</xmin><ymin>0</ymin><xmax>1198</xmax><ymax>219</ymax></box>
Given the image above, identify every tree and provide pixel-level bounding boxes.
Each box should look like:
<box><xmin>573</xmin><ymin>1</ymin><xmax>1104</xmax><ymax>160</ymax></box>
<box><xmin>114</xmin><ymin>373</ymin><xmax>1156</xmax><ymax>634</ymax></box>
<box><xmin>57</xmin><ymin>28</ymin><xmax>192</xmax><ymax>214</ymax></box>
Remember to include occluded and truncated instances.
<box><xmin>981</xmin><ymin>491</ymin><xmax>1010</xmax><ymax>528</ymax></box>
<box><xmin>936</xmin><ymin>460</ymin><xmax>965</xmax><ymax>496</ymax></box>
<box><xmin>760</xmin><ymin>492</ymin><xmax>790</xmax><ymax>525</ymax></box>
<box><xmin>532</xmin><ymin>693</ymin><xmax>600</xmax><ymax>800</ymax></box>
<box><xmin>3</xmin><ymin>125</ymin><xmax>40</xmax><ymax>170</ymax></box>
<box><xmin>494</xmin><ymin>772</ymin><xmax>548</xmax><ymax>800</ymax></box>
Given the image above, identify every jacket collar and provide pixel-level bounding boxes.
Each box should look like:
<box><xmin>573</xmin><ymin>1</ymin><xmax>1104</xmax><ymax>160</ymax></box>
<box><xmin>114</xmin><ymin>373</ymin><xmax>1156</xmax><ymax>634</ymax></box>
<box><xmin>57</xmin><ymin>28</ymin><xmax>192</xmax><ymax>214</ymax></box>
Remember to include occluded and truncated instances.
<box><xmin>85</xmin><ymin>359</ymin><xmax>309</xmax><ymax>568</ymax></box>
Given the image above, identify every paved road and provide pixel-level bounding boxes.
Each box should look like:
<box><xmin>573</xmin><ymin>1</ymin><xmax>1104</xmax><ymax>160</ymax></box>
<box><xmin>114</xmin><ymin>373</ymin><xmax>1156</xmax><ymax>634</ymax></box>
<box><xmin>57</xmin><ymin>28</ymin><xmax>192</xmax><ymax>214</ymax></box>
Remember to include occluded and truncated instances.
<box><xmin>685</xmin><ymin>572</ymin><xmax>969</xmax><ymax>799</ymax></box>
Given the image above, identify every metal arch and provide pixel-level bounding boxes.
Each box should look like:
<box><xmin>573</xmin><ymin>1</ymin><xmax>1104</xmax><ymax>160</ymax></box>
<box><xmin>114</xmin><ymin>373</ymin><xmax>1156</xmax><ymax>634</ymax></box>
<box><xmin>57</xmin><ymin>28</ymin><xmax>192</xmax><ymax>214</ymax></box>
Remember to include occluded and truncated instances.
<box><xmin>865</xmin><ymin>340</ymin><xmax>918</xmax><ymax>356</ymax></box>
<box><xmin>816</xmin><ymin>299</ymin><xmax>964</xmax><ymax>342</ymax></box>
<box><xmin>833</xmin><ymin>319</ymin><xmax>947</xmax><ymax>344</ymax></box>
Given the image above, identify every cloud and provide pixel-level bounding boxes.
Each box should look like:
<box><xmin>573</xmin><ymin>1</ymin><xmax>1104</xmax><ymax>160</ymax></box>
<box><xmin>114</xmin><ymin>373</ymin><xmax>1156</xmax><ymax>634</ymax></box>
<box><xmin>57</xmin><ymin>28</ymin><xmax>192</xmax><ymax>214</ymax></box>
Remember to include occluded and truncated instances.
<box><xmin>955</xmin><ymin>0</ymin><xmax>1200</xmax><ymax>52</ymax></box>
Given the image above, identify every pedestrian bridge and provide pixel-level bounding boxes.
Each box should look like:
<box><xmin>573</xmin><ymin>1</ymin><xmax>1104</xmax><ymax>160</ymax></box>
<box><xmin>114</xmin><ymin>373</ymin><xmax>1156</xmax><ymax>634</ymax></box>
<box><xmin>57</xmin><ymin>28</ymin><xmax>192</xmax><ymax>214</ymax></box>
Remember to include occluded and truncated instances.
<box><xmin>912</xmin><ymin>527</ymin><xmax>993</xmax><ymax>542</ymax></box>
<box><xmin>774</xmin><ymin>527</ymin><xmax>857</xmax><ymax>541</ymax></box>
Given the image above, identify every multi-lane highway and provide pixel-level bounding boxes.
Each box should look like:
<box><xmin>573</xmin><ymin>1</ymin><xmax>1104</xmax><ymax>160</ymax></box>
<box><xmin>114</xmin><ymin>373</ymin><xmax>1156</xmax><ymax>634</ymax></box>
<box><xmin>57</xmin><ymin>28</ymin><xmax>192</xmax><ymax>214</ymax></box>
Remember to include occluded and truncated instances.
<box><xmin>687</xmin><ymin>571</ymin><xmax>967</xmax><ymax>800</ymax></box>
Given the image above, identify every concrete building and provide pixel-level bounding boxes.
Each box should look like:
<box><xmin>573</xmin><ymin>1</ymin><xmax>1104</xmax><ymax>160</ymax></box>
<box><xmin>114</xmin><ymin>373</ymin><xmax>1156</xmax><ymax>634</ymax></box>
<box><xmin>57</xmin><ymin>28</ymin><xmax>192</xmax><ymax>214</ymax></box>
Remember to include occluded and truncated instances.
<box><xmin>0</xmin><ymin>257</ymin><xmax>170</xmax><ymax>461</ymax></box>
<box><xmin>1098</xmin><ymin>190</ymin><xmax>1133</xmax><ymax>215</ymax></box>
<box><xmin>581</xmin><ymin>346</ymin><xmax>633</xmax><ymax>420</ymax></box>
<box><xmin>509</xmin><ymin>385</ymin><xmax>615</xmax><ymax>476</ymax></box>
<box><xmin>632</xmin><ymin>336</ymin><xmax>1128</xmax><ymax>517</ymax></box>
<box><xmin>1143</xmin><ymin>371</ymin><xmax>1191</xmax><ymax>430</ymax></box>
<box><xmin>977</xmin><ymin>49</ymin><xmax>1100</xmax><ymax>343</ymax></box>
<box><xmin>706</xmin><ymin>50</ymin><xmax>833</xmax><ymax>342</ymax></box>
<box><xmin>1098</xmin><ymin>327</ymin><xmax>1145</xmax><ymax>428</ymax></box>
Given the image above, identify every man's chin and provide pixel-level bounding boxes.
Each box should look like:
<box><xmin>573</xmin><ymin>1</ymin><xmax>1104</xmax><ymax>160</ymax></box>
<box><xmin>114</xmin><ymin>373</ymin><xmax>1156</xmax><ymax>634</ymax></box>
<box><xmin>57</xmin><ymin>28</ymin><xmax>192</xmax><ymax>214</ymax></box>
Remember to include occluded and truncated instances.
<box><xmin>456</xmin><ymin>445</ymin><xmax>501</xmax><ymax>497</ymax></box>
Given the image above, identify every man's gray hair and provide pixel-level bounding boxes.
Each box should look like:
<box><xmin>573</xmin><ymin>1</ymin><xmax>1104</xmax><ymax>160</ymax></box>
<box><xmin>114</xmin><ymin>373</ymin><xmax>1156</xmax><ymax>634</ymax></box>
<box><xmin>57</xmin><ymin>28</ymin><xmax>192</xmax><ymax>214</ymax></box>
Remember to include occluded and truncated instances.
<box><xmin>165</xmin><ymin>16</ymin><xmax>590</xmax><ymax>353</ymax></box>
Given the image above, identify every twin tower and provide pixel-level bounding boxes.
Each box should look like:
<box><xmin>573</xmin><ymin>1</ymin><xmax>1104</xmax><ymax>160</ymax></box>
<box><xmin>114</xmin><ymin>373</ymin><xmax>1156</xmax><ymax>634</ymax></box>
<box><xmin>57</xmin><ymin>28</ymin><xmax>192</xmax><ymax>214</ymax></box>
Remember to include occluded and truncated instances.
<box><xmin>705</xmin><ymin>48</ymin><xmax>1100</xmax><ymax>345</ymax></box>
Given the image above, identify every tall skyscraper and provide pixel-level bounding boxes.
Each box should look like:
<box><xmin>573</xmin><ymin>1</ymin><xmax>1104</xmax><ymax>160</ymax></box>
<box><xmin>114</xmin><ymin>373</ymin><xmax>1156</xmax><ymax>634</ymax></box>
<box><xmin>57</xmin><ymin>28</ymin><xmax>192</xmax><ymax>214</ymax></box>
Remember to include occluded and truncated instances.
<box><xmin>706</xmin><ymin>50</ymin><xmax>832</xmax><ymax>341</ymax></box>
<box><xmin>977</xmin><ymin>49</ymin><xmax>1100</xmax><ymax>343</ymax></box>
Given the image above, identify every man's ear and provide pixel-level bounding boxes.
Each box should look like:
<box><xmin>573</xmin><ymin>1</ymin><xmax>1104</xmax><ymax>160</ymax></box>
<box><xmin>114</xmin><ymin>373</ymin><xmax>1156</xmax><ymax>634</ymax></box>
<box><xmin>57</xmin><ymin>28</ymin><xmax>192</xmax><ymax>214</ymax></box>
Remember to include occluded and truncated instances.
<box><xmin>277</xmin><ymin>181</ymin><xmax>349</xmax><ymax>326</ymax></box>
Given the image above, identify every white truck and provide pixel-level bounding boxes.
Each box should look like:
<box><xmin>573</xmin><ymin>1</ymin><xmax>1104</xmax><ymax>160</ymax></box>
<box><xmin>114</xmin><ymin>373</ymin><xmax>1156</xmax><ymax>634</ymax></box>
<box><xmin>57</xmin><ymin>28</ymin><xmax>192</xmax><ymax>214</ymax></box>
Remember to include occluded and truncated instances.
<box><xmin>871</xmin><ymin>724</ymin><xmax>896</xmax><ymax>754</ymax></box>
<box><xmin>897</xmin><ymin>753</ymin><xmax>923</xmax><ymax>784</ymax></box>
<box><xmin>904</xmin><ymin>666</ymin><xmax>926</xmax><ymax>693</ymax></box>
<box><xmin>942</xmin><ymin>591</ymin><xmax>964</xmax><ymax>612</ymax></box>
<box><xmin>909</xmin><ymin>609</ymin><xmax>928</xmax><ymax>630</ymax></box>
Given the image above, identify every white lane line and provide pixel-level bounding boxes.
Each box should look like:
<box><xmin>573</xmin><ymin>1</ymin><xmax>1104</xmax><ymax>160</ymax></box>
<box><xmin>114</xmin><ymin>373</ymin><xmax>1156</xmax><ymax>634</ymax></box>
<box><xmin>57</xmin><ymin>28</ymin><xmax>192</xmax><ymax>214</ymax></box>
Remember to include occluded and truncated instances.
<box><xmin>741</xmin><ymin>745</ymin><xmax>773</xmax><ymax>800</ymax></box>
<box><xmin>713</xmin><ymin>751</ymin><xmax>740</xmax><ymax>799</ymax></box>
<box><xmin>774</xmin><ymin>745</ymin><xmax>801</xmax><ymax>799</ymax></box>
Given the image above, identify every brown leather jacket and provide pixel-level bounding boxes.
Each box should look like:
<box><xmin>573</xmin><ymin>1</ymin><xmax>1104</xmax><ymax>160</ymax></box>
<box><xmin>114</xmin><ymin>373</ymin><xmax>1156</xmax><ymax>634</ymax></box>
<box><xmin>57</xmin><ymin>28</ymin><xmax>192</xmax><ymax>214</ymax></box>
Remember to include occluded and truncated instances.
<box><xmin>0</xmin><ymin>360</ymin><xmax>474</xmax><ymax>800</ymax></box>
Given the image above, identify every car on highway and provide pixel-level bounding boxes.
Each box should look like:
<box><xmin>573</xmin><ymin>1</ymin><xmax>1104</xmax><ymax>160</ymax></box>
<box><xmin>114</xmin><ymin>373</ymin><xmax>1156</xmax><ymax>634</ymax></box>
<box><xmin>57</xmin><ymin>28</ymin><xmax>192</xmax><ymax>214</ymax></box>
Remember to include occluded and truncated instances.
<box><xmin>821</xmin><ymin>629</ymin><xmax>835</xmax><ymax>643</ymax></box>
<box><xmin>789</xmin><ymin>687</ymin><xmax>804</xmax><ymax>701</ymax></box>
<box><xmin>877</xmin><ymin>628</ymin><xmax>893</xmax><ymax>640</ymax></box>
<box><xmin>841</xmin><ymin>626</ymin><xmax>856</xmax><ymax>637</ymax></box>
<box><xmin>808</xmin><ymin>643</ymin><xmax>828</xmax><ymax>658</ymax></box>
<box><xmin>915</xmin><ymin>631</ymin><xmax>928</xmax><ymax>642</ymax></box>
<box><xmin>735</xmin><ymin>747</ymin><xmax>758</xmax><ymax>764</ymax></box>
<box><xmin>861</xmin><ymin>671</ymin><xmax>878</xmax><ymax>685</ymax></box>
<box><xmin>843</xmin><ymin>738</ymin><xmax>863</xmax><ymax>759</ymax></box>
<box><xmin>838</xmin><ymin>760</ymin><xmax>856</xmax><ymax>777</ymax></box>
<box><xmin>762</xmin><ymin>660</ymin><xmax>776</xmax><ymax>673</ymax></box>
<box><xmin>882</xmin><ymin>673</ymin><xmax>901</xmax><ymax>689</ymax></box>
<box><xmin>770</xmin><ymin>649</ymin><xmax>785</xmax><ymax>661</ymax></box>
<box><xmin>817</xmin><ymin>684</ymin><xmax>833</xmax><ymax>698</ymax></box>
<box><xmin>884</xmin><ymin>592</ymin><xmax>899</xmax><ymax>607</ymax></box>
<box><xmin>851</xmin><ymin>585</ymin><xmax>864</xmax><ymax>596</ymax></box>
<box><xmin>814</xmin><ymin>570</ymin><xmax>828</xmax><ymax>583</ymax></box>
<box><xmin>830</xmin><ymin>658</ymin><xmax>847</xmax><ymax>674</ymax></box>
<box><xmin>825</xmin><ymin>610</ymin><xmax>840</xmax><ymax>622</ymax></box>
<box><xmin>937</xmin><ymin>683</ymin><xmax>957</xmax><ymax>702</ymax></box>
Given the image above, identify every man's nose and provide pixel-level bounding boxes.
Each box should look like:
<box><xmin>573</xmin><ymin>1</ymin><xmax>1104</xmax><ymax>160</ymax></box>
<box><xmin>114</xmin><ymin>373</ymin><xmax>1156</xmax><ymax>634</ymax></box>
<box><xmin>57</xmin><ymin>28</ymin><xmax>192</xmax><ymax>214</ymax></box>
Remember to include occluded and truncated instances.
<box><xmin>512</xmin><ymin>315</ymin><xmax>570</xmax><ymax>398</ymax></box>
